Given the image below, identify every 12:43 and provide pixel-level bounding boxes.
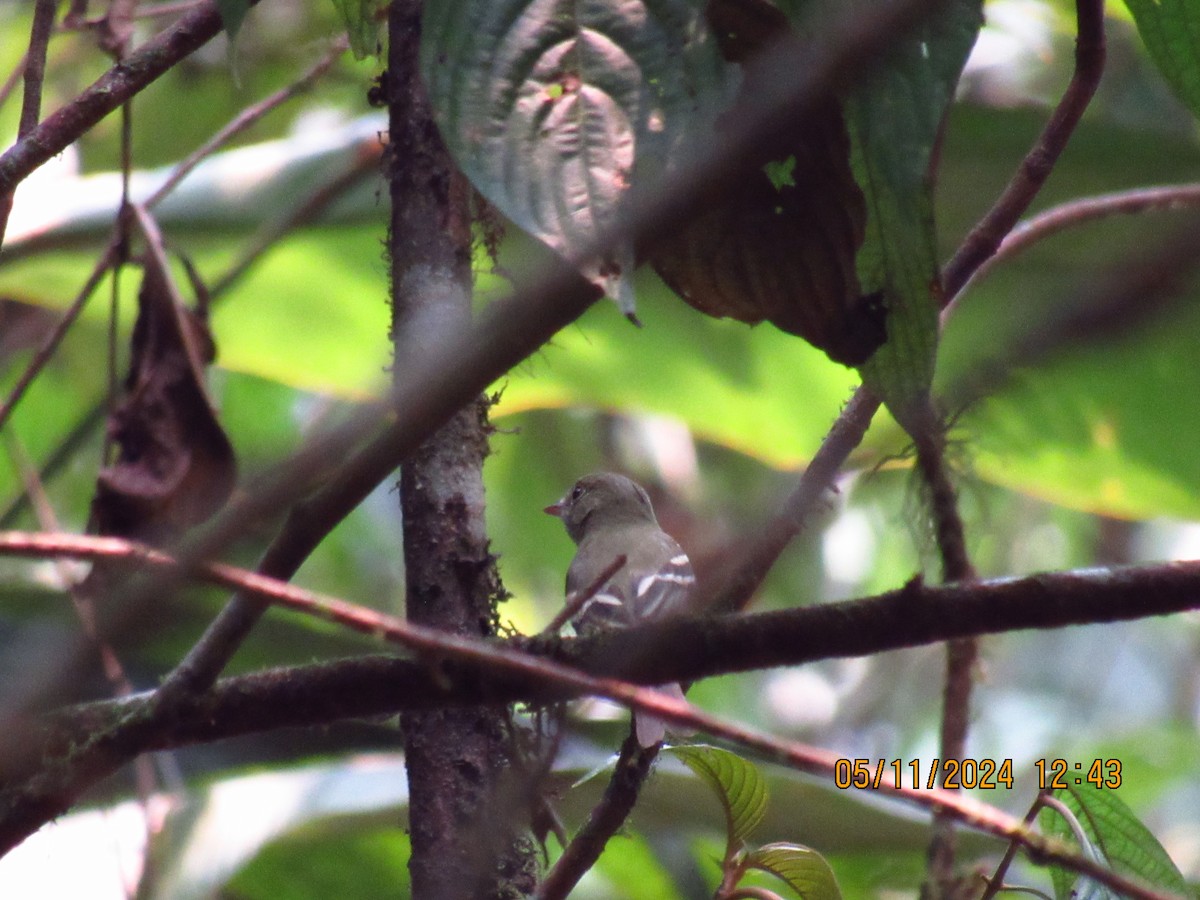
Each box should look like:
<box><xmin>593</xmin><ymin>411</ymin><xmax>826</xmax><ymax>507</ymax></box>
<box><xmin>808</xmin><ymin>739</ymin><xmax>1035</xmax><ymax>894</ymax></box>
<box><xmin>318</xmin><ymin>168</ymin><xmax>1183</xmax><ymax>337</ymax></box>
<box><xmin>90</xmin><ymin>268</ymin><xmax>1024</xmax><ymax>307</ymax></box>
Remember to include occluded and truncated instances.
<box><xmin>1035</xmin><ymin>758</ymin><xmax>1123</xmax><ymax>790</ymax></box>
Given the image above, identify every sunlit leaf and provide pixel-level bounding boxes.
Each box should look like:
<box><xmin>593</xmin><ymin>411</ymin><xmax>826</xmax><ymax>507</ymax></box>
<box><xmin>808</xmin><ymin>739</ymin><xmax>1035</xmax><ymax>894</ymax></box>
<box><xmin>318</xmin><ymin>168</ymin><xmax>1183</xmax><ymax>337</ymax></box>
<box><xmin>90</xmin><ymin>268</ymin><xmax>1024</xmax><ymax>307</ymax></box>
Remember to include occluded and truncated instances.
<box><xmin>669</xmin><ymin>744</ymin><xmax>768</xmax><ymax>848</ymax></box>
<box><xmin>747</xmin><ymin>841</ymin><xmax>842</xmax><ymax>900</ymax></box>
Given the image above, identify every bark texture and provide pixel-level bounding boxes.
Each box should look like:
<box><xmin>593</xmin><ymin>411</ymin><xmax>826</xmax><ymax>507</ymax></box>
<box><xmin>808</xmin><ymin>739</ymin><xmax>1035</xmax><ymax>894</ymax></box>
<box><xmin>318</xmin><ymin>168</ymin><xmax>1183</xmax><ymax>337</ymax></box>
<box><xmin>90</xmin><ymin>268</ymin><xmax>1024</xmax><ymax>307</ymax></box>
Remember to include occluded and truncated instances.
<box><xmin>387</xmin><ymin>2</ymin><xmax>535</xmax><ymax>897</ymax></box>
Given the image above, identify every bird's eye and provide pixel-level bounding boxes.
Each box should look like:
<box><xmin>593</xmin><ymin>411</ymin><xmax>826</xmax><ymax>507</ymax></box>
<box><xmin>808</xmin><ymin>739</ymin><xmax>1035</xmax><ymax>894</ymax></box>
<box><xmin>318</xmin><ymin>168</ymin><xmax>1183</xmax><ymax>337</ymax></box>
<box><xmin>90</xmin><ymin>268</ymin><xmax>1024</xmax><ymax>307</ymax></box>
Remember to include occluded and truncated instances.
<box><xmin>570</xmin><ymin>484</ymin><xmax>584</xmax><ymax>501</ymax></box>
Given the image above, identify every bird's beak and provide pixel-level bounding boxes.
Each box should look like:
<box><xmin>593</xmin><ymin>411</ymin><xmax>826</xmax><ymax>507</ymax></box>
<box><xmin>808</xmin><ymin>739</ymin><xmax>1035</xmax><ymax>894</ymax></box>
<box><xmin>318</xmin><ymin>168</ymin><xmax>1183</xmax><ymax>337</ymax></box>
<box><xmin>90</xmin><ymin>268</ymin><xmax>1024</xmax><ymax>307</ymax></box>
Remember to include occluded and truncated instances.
<box><xmin>544</xmin><ymin>498</ymin><xmax>566</xmax><ymax>517</ymax></box>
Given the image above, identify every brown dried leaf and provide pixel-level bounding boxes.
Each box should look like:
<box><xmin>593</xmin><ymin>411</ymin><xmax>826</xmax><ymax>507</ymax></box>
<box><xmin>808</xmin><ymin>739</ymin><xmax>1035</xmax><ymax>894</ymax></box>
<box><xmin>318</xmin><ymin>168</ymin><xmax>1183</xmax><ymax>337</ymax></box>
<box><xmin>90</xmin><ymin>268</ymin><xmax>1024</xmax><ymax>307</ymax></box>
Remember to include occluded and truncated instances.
<box><xmin>648</xmin><ymin>0</ymin><xmax>887</xmax><ymax>367</ymax></box>
<box><xmin>93</xmin><ymin>251</ymin><xmax>235</xmax><ymax>543</ymax></box>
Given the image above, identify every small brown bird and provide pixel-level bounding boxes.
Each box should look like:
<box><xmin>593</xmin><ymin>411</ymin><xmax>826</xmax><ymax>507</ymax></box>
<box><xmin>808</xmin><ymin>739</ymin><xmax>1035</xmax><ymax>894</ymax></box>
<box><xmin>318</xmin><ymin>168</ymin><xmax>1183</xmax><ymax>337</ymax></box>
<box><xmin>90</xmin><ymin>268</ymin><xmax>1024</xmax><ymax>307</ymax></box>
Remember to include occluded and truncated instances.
<box><xmin>545</xmin><ymin>472</ymin><xmax>696</xmax><ymax>746</ymax></box>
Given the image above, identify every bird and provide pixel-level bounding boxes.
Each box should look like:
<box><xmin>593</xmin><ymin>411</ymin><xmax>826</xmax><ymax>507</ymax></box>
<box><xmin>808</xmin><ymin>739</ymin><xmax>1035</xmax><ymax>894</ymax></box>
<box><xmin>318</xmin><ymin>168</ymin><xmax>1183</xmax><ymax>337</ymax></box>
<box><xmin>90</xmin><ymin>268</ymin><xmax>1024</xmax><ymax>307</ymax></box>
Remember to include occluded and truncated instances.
<box><xmin>545</xmin><ymin>472</ymin><xmax>696</xmax><ymax>746</ymax></box>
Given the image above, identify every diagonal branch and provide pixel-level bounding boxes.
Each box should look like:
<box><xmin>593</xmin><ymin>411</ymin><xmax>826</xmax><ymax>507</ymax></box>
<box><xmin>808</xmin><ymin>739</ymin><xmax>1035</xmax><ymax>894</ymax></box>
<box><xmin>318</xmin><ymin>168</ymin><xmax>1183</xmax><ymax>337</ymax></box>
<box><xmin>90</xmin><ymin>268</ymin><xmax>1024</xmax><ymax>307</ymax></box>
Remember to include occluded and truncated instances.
<box><xmin>536</xmin><ymin>735</ymin><xmax>659</xmax><ymax>900</ymax></box>
<box><xmin>0</xmin><ymin>0</ymin><xmax>57</xmax><ymax>243</ymax></box>
<box><xmin>955</xmin><ymin>182</ymin><xmax>1200</xmax><ymax>299</ymax></box>
<box><xmin>4</xmin><ymin>531</ymin><xmax>1200</xmax><ymax>694</ymax></box>
<box><xmin>3</xmin><ymin>549</ymin><xmax>1195</xmax><ymax>898</ymax></box>
<box><xmin>0</xmin><ymin>0</ymin><xmax>247</xmax><ymax>208</ymax></box>
<box><xmin>17</xmin><ymin>553</ymin><xmax>1200</xmax><ymax>754</ymax></box>
<box><xmin>941</xmin><ymin>0</ymin><xmax>1106</xmax><ymax>301</ymax></box>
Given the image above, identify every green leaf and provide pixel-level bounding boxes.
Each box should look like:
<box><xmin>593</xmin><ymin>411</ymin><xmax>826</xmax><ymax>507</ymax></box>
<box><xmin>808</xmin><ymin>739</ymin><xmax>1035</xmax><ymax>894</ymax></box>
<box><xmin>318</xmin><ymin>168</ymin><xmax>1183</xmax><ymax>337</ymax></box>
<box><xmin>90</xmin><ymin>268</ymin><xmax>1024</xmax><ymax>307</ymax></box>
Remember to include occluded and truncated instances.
<box><xmin>210</xmin><ymin>227</ymin><xmax>391</xmax><ymax>396</ymax></box>
<box><xmin>746</xmin><ymin>842</ymin><xmax>842</xmax><ymax>900</ymax></box>
<box><xmin>1124</xmin><ymin>0</ymin><xmax>1200</xmax><ymax>121</ymax></box>
<box><xmin>1040</xmin><ymin>785</ymin><xmax>1190</xmax><ymax>900</ymax></box>
<box><xmin>492</xmin><ymin>265</ymin><xmax>873</xmax><ymax>468</ymax></box>
<box><xmin>420</xmin><ymin>0</ymin><xmax>730</xmax><ymax>314</ymax></box>
<box><xmin>330</xmin><ymin>0</ymin><xmax>386</xmax><ymax>60</ymax></box>
<box><xmin>960</xmin><ymin>298</ymin><xmax>1200</xmax><ymax>520</ymax></box>
<box><xmin>669</xmin><ymin>744</ymin><xmax>769</xmax><ymax>850</ymax></box>
<box><xmin>847</xmin><ymin>0</ymin><xmax>982</xmax><ymax>430</ymax></box>
<box><xmin>215</xmin><ymin>0</ymin><xmax>252</xmax><ymax>40</ymax></box>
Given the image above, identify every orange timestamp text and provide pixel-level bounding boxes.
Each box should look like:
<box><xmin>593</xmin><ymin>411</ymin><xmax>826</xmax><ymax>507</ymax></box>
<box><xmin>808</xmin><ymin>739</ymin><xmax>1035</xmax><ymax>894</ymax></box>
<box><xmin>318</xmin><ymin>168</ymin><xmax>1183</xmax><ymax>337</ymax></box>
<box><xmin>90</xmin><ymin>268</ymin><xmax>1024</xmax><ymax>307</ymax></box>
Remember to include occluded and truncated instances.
<box><xmin>834</xmin><ymin>758</ymin><xmax>1015</xmax><ymax>790</ymax></box>
<box><xmin>832</xmin><ymin>757</ymin><xmax>1124</xmax><ymax>791</ymax></box>
<box><xmin>1034</xmin><ymin>758</ymin><xmax>1122</xmax><ymax>790</ymax></box>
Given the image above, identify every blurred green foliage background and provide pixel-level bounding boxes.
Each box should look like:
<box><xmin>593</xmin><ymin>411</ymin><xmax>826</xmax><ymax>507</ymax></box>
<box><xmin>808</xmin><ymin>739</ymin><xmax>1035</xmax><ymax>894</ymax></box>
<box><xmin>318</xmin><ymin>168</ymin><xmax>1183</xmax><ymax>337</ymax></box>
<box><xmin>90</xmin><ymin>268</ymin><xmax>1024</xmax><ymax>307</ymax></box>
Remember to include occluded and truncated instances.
<box><xmin>1</xmin><ymin>0</ymin><xmax>1199</xmax><ymax>896</ymax></box>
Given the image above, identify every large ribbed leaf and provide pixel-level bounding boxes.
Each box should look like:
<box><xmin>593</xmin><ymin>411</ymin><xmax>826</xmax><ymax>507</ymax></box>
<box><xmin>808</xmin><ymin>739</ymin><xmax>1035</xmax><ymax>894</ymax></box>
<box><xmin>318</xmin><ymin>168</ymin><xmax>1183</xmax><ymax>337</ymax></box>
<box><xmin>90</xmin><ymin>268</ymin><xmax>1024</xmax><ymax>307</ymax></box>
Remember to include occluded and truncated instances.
<box><xmin>649</xmin><ymin>0</ymin><xmax>886</xmax><ymax>367</ymax></box>
<box><xmin>420</xmin><ymin>0</ymin><xmax>729</xmax><ymax>315</ymax></box>
<box><xmin>848</xmin><ymin>0</ymin><xmax>982</xmax><ymax>429</ymax></box>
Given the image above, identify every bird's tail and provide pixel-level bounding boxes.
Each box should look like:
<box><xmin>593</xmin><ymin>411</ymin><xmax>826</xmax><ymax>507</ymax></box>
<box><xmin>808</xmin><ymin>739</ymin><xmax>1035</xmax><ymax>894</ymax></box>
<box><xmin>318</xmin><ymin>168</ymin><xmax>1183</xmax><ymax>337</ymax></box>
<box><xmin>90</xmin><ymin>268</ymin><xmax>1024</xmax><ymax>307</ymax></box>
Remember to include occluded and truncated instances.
<box><xmin>635</xmin><ymin>682</ymin><xmax>695</xmax><ymax>747</ymax></box>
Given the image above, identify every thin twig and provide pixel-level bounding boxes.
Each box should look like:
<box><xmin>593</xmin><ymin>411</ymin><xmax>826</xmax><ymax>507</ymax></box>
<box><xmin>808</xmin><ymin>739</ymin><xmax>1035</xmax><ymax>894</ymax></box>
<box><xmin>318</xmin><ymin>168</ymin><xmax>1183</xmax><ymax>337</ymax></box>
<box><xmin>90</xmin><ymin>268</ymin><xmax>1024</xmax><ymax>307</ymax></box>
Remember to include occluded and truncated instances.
<box><xmin>0</xmin><ymin>0</ymin><xmax>252</xmax><ymax>201</ymax></box>
<box><xmin>144</xmin><ymin>35</ymin><xmax>349</xmax><ymax>210</ymax></box>
<box><xmin>0</xmin><ymin>0</ymin><xmax>58</xmax><ymax>246</ymax></box>
<box><xmin>0</xmin><ymin>239</ymin><xmax>121</xmax><ymax>435</ymax></box>
<box><xmin>105</xmin><ymin>87</ymin><xmax>136</xmax><ymax>468</ymax></box>
<box><xmin>5</xmin><ymin>441</ymin><xmax>134</xmax><ymax>696</ymax></box>
<box><xmin>914</xmin><ymin>466</ymin><xmax>983</xmax><ymax>881</ymax></box>
<box><xmin>0</xmin><ymin>405</ymin><xmax>104</xmax><ymax>529</ymax></box>
<box><xmin>0</xmin><ymin>51</ymin><xmax>31</xmax><ymax>113</ymax></box>
<box><xmin>952</xmin><ymin>182</ymin><xmax>1200</xmax><ymax>307</ymax></box>
<box><xmin>704</xmin><ymin>387</ymin><xmax>881</xmax><ymax>615</ymax></box>
<box><xmin>536</xmin><ymin>735</ymin><xmax>659</xmax><ymax>900</ymax></box>
<box><xmin>980</xmin><ymin>791</ymin><xmax>1050</xmax><ymax>900</ymax></box>
<box><xmin>17</xmin><ymin>0</ymin><xmax>56</xmax><ymax>137</ymax></box>
<box><xmin>541</xmin><ymin>554</ymin><xmax>627</xmax><ymax>636</ymax></box>
<box><xmin>941</xmin><ymin>0</ymin><xmax>1106</xmax><ymax>302</ymax></box>
<box><xmin>912</xmin><ymin>401</ymin><xmax>978</xmax><ymax>896</ymax></box>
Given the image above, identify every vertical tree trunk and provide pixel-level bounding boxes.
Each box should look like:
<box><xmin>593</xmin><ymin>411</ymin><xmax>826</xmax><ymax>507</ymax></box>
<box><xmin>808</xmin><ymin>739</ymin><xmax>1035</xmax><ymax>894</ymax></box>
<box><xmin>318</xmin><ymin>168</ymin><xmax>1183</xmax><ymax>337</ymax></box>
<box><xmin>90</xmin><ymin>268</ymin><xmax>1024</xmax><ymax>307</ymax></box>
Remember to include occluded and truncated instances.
<box><xmin>386</xmin><ymin>2</ymin><xmax>536</xmax><ymax>897</ymax></box>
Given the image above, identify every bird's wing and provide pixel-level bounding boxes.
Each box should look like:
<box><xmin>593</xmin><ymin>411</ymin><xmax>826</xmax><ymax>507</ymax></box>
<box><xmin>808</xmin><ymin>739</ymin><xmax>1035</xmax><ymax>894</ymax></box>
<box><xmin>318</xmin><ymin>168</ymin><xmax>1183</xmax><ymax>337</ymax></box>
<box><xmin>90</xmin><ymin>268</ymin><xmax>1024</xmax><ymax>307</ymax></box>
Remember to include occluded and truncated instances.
<box><xmin>633</xmin><ymin>537</ymin><xmax>695</xmax><ymax>621</ymax></box>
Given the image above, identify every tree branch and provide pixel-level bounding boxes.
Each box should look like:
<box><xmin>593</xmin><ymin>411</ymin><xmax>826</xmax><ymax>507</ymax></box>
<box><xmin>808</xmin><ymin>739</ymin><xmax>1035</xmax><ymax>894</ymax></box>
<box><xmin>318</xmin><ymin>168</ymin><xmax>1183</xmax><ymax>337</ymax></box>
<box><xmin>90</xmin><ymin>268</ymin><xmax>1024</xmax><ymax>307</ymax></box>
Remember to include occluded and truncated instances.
<box><xmin>955</xmin><ymin>182</ymin><xmax>1200</xmax><ymax>302</ymax></box>
<box><xmin>940</xmin><ymin>0</ymin><xmax>1106</xmax><ymax>301</ymax></box>
<box><xmin>536</xmin><ymin>735</ymin><xmax>659</xmax><ymax>900</ymax></box>
<box><xmin>1</xmin><ymin>533</ymin><xmax>1197</xmax><ymax>743</ymax></box>
<box><xmin>8</xmin><ymin>556</ymin><xmax>1196</xmax><ymax>897</ymax></box>
<box><xmin>0</xmin><ymin>0</ymin><xmax>57</xmax><ymax>243</ymax></box>
<box><xmin>0</xmin><ymin>0</ymin><xmax>246</xmax><ymax>233</ymax></box>
<box><xmin>912</xmin><ymin>401</ymin><xmax>978</xmax><ymax>897</ymax></box>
